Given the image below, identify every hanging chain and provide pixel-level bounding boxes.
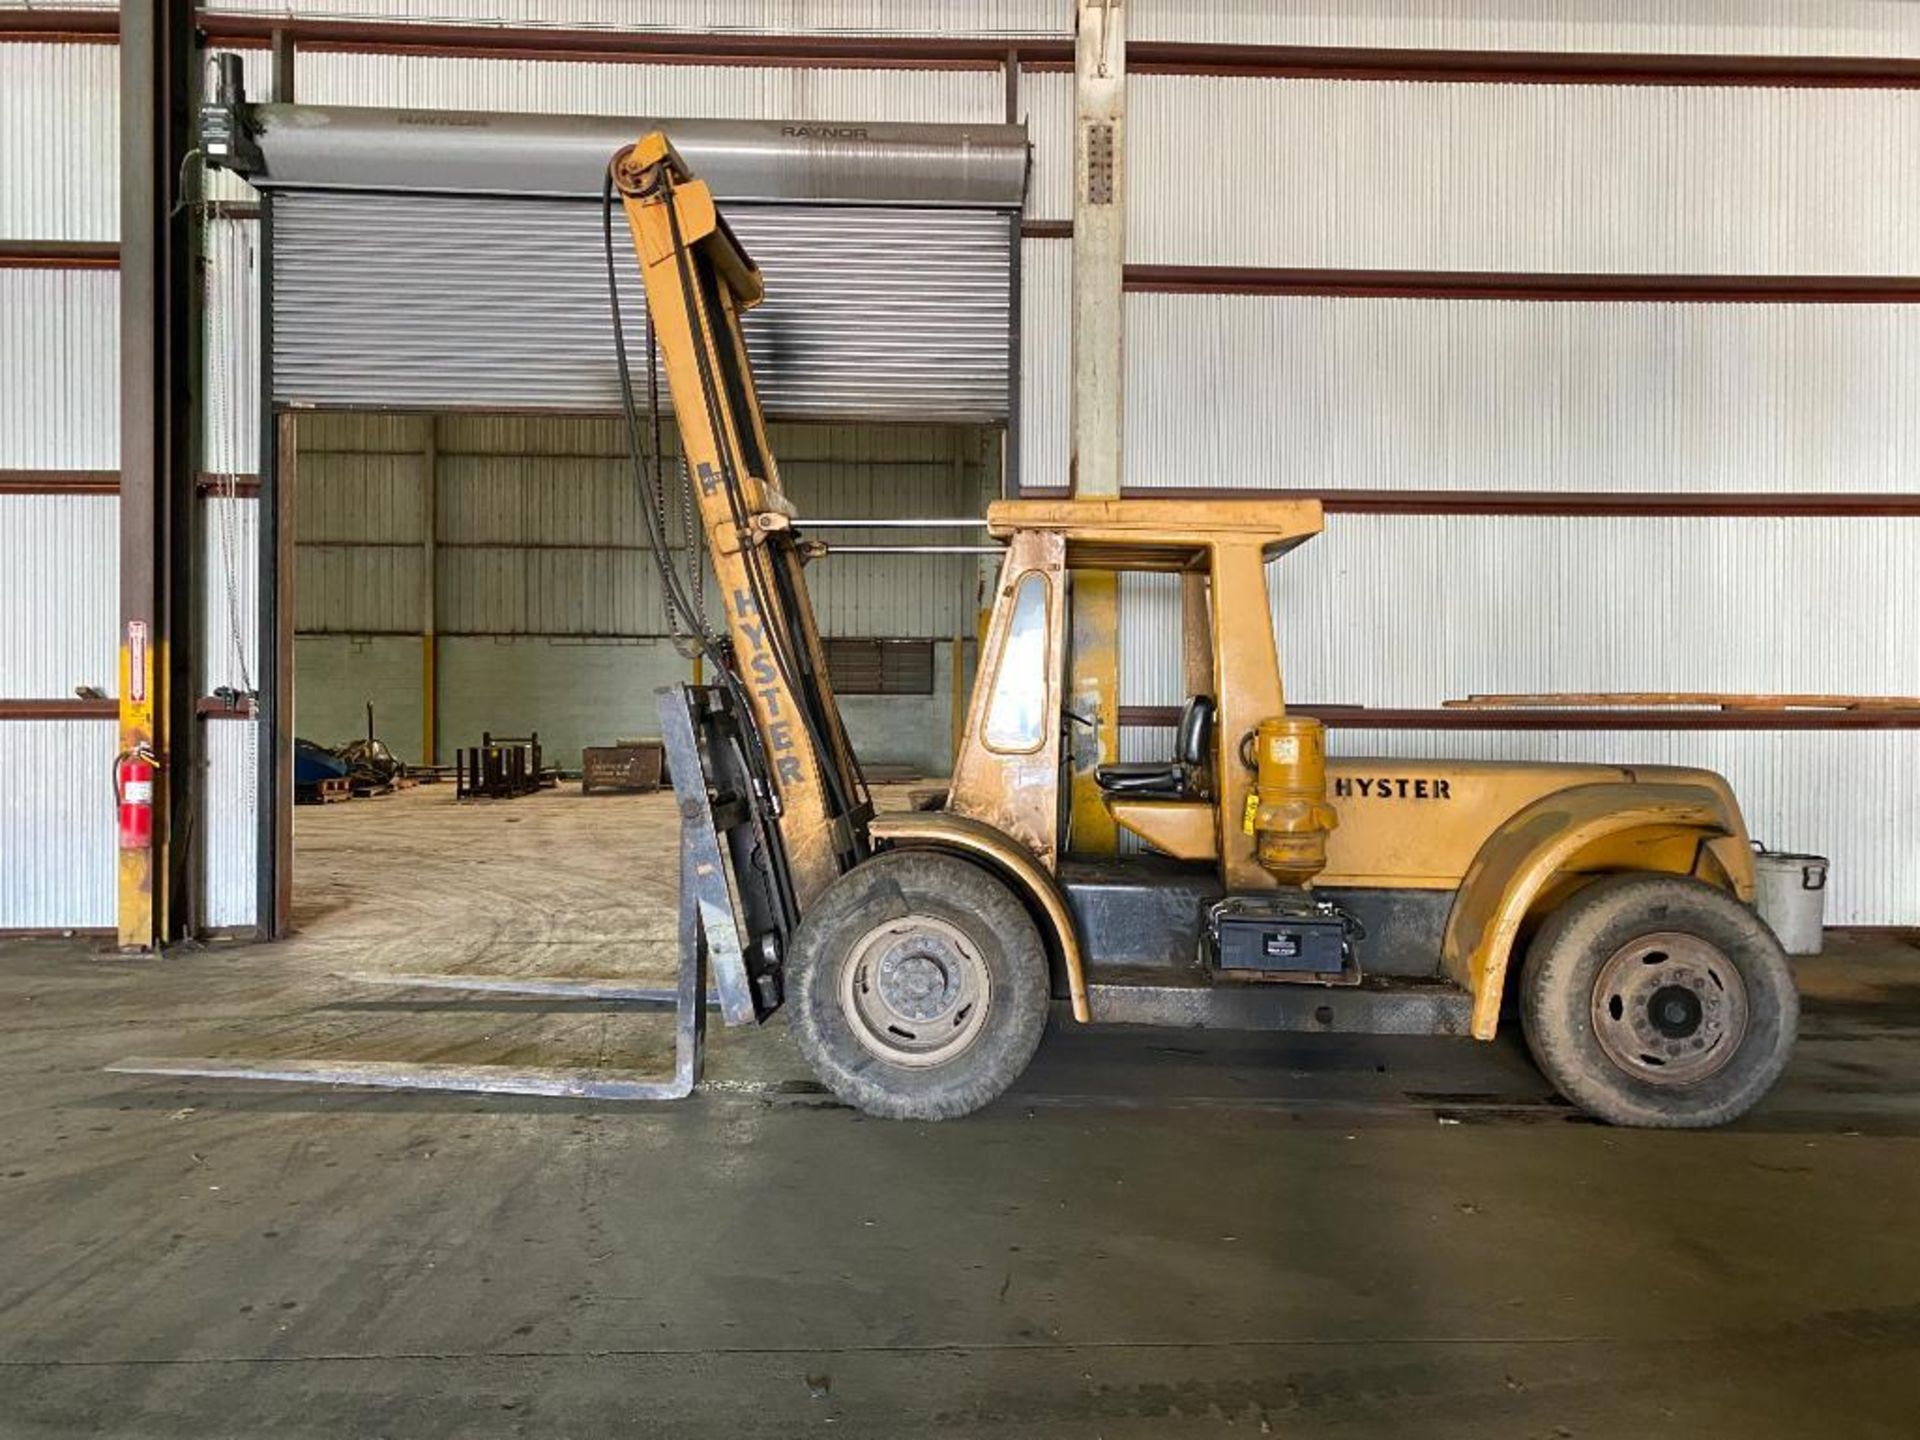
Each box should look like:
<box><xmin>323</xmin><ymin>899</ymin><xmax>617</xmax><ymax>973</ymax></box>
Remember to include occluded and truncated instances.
<box><xmin>644</xmin><ymin>303</ymin><xmax>705</xmax><ymax>659</ymax></box>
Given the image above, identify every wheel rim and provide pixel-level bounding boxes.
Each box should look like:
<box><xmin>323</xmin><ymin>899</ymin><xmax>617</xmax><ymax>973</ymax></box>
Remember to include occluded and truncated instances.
<box><xmin>1590</xmin><ymin>930</ymin><xmax>1750</xmax><ymax>1086</ymax></box>
<box><xmin>840</xmin><ymin>915</ymin><xmax>993</xmax><ymax>1068</ymax></box>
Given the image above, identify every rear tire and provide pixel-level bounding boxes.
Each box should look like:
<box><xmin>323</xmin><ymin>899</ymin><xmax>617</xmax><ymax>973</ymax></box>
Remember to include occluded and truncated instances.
<box><xmin>1520</xmin><ymin>874</ymin><xmax>1798</xmax><ymax>1128</ymax></box>
<box><xmin>787</xmin><ymin>850</ymin><xmax>1049</xmax><ymax>1120</ymax></box>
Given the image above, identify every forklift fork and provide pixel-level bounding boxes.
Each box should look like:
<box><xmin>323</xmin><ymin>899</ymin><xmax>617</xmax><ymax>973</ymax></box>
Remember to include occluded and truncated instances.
<box><xmin>107</xmin><ymin>689</ymin><xmax>757</xmax><ymax>1102</ymax></box>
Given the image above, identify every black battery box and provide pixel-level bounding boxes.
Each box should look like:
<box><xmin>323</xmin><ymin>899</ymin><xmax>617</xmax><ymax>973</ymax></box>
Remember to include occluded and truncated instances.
<box><xmin>1209</xmin><ymin>898</ymin><xmax>1351</xmax><ymax>975</ymax></box>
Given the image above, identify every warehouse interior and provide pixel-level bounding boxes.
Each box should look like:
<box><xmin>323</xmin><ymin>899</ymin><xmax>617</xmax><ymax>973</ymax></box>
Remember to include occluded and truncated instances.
<box><xmin>4</xmin><ymin>3</ymin><xmax>1920</xmax><ymax>1437</ymax></box>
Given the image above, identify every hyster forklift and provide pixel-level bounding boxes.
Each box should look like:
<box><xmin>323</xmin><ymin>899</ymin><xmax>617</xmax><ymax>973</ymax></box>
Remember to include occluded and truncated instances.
<box><xmin>599</xmin><ymin>134</ymin><xmax>1798</xmax><ymax>1128</ymax></box>
<box><xmin>120</xmin><ymin>133</ymin><xmax>1800</xmax><ymax>1127</ymax></box>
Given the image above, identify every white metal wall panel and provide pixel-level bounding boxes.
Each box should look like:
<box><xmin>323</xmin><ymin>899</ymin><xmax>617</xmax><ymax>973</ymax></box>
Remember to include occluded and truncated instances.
<box><xmin>1124</xmin><ymin>294</ymin><xmax>1920</xmax><ymax>495</ymax></box>
<box><xmin>204</xmin><ymin>217</ymin><xmax>261</xmax><ymax>476</ymax></box>
<box><xmin>0</xmin><ymin>42</ymin><xmax>117</xmax><ymax>243</ymax></box>
<box><xmin>1020</xmin><ymin>68</ymin><xmax>1073</xmax><ymax>222</ymax></box>
<box><xmin>1130</xmin><ymin>78</ymin><xmax>1920</xmax><ymax>274</ymax></box>
<box><xmin>0</xmin><ymin>267</ymin><xmax>118</xmax><ymax>469</ymax></box>
<box><xmin>1270</xmin><ymin>514</ymin><xmax>1920</xmax><ymax>707</ymax></box>
<box><xmin>0</xmin><ymin>495</ymin><xmax>118</xmax><ymax>698</ymax></box>
<box><xmin>0</xmin><ymin>722</ymin><xmax>115</xmax><ymax>930</ymax></box>
<box><xmin>1328</xmin><ymin>728</ymin><xmax>1917</xmax><ymax>926</ymax></box>
<box><xmin>269</xmin><ymin>194</ymin><xmax>1012</xmax><ymax>421</ymax></box>
<box><xmin>202</xmin><ymin>495</ymin><xmax>260</xmax><ymax>694</ymax></box>
<box><xmin>198</xmin><ymin>0</ymin><xmax>1066</xmax><ymax>37</ymax></box>
<box><xmin>296</xmin><ymin>50</ymin><xmax>1003</xmax><ymax>122</ymax></box>
<box><xmin>1019</xmin><ymin>236</ymin><xmax>1070</xmax><ymax>493</ymax></box>
<box><xmin>1130</xmin><ymin>1</ymin><xmax>1920</xmax><ymax>56</ymax></box>
<box><xmin>199</xmin><ymin>715</ymin><xmax>259</xmax><ymax>929</ymax></box>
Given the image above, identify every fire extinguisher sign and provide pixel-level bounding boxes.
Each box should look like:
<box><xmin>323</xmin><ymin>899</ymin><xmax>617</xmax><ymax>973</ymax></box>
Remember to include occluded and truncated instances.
<box><xmin>127</xmin><ymin>620</ymin><xmax>148</xmax><ymax>704</ymax></box>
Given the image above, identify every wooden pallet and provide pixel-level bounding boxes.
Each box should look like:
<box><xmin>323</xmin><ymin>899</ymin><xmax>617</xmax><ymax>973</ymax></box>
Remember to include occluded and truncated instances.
<box><xmin>296</xmin><ymin>777</ymin><xmax>352</xmax><ymax>805</ymax></box>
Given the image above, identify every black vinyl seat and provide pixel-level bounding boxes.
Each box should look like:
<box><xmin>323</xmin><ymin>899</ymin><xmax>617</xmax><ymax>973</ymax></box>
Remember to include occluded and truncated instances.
<box><xmin>1094</xmin><ymin>694</ymin><xmax>1215</xmax><ymax>800</ymax></box>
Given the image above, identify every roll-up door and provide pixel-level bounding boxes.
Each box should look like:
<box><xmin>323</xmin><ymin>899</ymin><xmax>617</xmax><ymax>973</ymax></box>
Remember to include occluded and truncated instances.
<box><xmin>270</xmin><ymin>192</ymin><xmax>1014</xmax><ymax>423</ymax></box>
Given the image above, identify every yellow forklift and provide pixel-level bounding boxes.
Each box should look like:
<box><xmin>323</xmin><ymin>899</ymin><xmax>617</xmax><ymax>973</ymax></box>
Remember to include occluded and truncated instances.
<box><xmin>119</xmin><ymin>134</ymin><xmax>1799</xmax><ymax>1127</ymax></box>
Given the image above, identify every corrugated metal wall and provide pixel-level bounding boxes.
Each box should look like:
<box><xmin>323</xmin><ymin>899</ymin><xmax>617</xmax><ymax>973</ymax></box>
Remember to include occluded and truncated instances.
<box><xmin>0</xmin><ymin>722</ymin><xmax>118</xmax><ymax>930</ymax></box>
<box><xmin>9</xmin><ymin>4</ymin><xmax>1920</xmax><ymax>930</ymax></box>
<box><xmin>1121</xmin><ymin>296</ymin><xmax>1920</xmax><ymax>494</ymax></box>
<box><xmin>292</xmin><ymin>414</ymin><xmax>994</xmax><ymax>768</ymax></box>
<box><xmin>1</xmin><ymin>41</ymin><xmax>121</xmax><ymax>930</ymax></box>
<box><xmin>0</xmin><ymin>268</ymin><xmax>119</xmax><ymax>470</ymax></box>
<box><xmin>1128</xmin><ymin>80</ymin><xmax>1920</xmax><ymax>272</ymax></box>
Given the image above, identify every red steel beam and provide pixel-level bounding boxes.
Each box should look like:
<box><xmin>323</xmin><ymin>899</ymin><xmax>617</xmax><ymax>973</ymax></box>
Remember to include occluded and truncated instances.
<box><xmin>13</xmin><ymin>12</ymin><xmax>1920</xmax><ymax>88</ymax></box>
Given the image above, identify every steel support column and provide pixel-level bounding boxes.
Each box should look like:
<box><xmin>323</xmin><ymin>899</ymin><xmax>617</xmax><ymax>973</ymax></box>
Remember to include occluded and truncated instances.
<box><xmin>1067</xmin><ymin>0</ymin><xmax>1126</xmax><ymax>855</ymax></box>
<box><xmin>118</xmin><ymin>2</ymin><xmax>199</xmax><ymax>948</ymax></box>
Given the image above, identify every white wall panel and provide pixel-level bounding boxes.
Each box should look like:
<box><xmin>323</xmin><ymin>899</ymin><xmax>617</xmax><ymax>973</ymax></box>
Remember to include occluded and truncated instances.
<box><xmin>200</xmin><ymin>715</ymin><xmax>259</xmax><ymax>930</ymax></box>
<box><xmin>296</xmin><ymin>50</ymin><xmax>1003</xmax><ymax>123</ymax></box>
<box><xmin>202</xmin><ymin>495</ymin><xmax>260</xmax><ymax>694</ymax></box>
<box><xmin>1270</xmin><ymin>514</ymin><xmax>1920</xmax><ymax>706</ymax></box>
<box><xmin>1020</xmin><ymin>68</ymin><xmax>1073</xmax><ymax>221</ymax></box>
<box><xmin>0</xmin><ymin>495</ymin><xmax>118</xmax><ymax>698</ymax></box>
<box><xmin>0</xmin><ymin>721</ymin><xmax>115</xmax><ymax>930</ymax></box>
<box><xmin>0</xmin><ymin>268</ymin><xmax>118</xmax><ymax>469</ymax></box>
<box><xmin>1019</xmin><ymin>237</ymin><xmax>1070</xmax><ymax>493</ymax></box>
<box><xmin>1125</xmin><ymin>293</ymin><xmax>1920</xmax><ymax>495</ymax></box>
<box><xmin>1328</xmin><ymin>727</ymin><xmax>1918</xmax><ymax>926</ymax></box>
<box><xmin>204</xmin><ymin>217</ymin><xmax>261</xmax><ymax>476</ymax></box>
<box><xmin>1131</xmin><ymin>78</ymin><xmax>1920</xmax><ymax>274</ymax></box>
<box><xmin>1131</xmin><ymin>1</ymin><xmax>1920</xmax><ymax>57</ymax></box>
<box><xmin>197</xmin><ymin>0</ymin><xmax>1067</xmax><ymax>35</ymax></box>
<box><xmin>0</xmin><ymin>42</ymin><xmax>117</xmax><ymax>242</ymax></box>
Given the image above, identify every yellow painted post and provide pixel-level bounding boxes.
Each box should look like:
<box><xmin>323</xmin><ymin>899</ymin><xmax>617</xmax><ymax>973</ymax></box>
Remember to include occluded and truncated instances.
<box><xmin>116</xmin><ymin>623</ymin><xmax>157</xmax><ymax>950</ymax></box>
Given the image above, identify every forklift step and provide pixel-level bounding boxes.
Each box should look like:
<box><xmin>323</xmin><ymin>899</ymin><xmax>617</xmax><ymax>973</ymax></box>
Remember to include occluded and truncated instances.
<box><xmin>1083</xmin><ymin>969</ymin><xmax>1475</xmax><ymax>1037</ymax></box>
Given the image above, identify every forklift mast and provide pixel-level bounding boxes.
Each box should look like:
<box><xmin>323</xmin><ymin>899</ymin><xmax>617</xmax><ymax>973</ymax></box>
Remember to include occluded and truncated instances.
<box><xmin>611</xmin><ymin>134</ymin><xmax>871</xmax><ymax>910</ymax></box>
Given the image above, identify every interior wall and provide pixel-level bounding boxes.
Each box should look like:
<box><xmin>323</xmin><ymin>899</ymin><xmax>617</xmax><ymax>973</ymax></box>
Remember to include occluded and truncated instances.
<box><xmin>291</xmin><ymin>415</ymin><xmax>994</xmax><ymax>779</ymax></box>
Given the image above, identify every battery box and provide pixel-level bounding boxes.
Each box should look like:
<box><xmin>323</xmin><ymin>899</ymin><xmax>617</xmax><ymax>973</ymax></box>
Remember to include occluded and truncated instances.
<box><xmin>1210</xmin><ymin>899</ymin><xmax>1350</xmax><ymax>975</ymax></box>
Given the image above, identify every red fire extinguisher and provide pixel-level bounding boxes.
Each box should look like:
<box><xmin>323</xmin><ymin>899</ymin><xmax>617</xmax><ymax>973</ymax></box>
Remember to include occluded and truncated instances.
<box><xmin>115</xmin><ymin>744</ymin><xmax>159</xmax><ymax>852</ymax></box>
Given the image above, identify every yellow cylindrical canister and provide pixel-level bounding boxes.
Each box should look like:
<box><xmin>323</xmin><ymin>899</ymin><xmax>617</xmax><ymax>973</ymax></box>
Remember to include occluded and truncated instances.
<box><xmin>1251</xmin><ymin>715</ymin><xmax>1338</xmax><ymax>887</ymax></box>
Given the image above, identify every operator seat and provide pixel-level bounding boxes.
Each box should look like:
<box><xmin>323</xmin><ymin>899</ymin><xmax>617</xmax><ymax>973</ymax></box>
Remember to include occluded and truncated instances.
<box><xmin>1094</xmin><ymin>694</ymin><xmax>1215</xmax><ymax>800</ymax></box>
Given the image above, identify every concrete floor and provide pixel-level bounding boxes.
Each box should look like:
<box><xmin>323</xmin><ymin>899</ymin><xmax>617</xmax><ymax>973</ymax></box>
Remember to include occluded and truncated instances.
<box><xmin>3</xmin><ymin>785</ymin><xmax>1918</xmax><ymax>1438</ymax></box>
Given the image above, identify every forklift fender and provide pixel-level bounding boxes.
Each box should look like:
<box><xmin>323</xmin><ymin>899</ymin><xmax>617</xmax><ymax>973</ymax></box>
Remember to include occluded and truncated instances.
<box><xmin>868</xmin><ymin>812</ymin><xmax>1090</xmax><ymax>1022</ymax></box>
<box><xmin>1441</xmin><ymin>783</ymin><xmax>1745</xmax><ymax>1041</ymax></box>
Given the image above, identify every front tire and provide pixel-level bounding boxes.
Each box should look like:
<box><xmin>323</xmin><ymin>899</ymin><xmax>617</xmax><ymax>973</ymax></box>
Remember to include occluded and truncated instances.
<box><xmin>787</xmin><ymin>850</ymin><xmax>1049</xmax><ymax>1120</ymax></box>
<box><xmin>1520</xmin><ymin>874</ymin><xmax>1798</xmax><ymax>1128</ymax></box>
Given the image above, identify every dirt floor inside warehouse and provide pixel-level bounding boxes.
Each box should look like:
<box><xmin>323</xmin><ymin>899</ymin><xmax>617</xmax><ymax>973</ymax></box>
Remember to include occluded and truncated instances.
<box><xmin>2</xmin><ymin>784</ymin><xmax>1917</xmax><ymax>1438</ymax></box>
